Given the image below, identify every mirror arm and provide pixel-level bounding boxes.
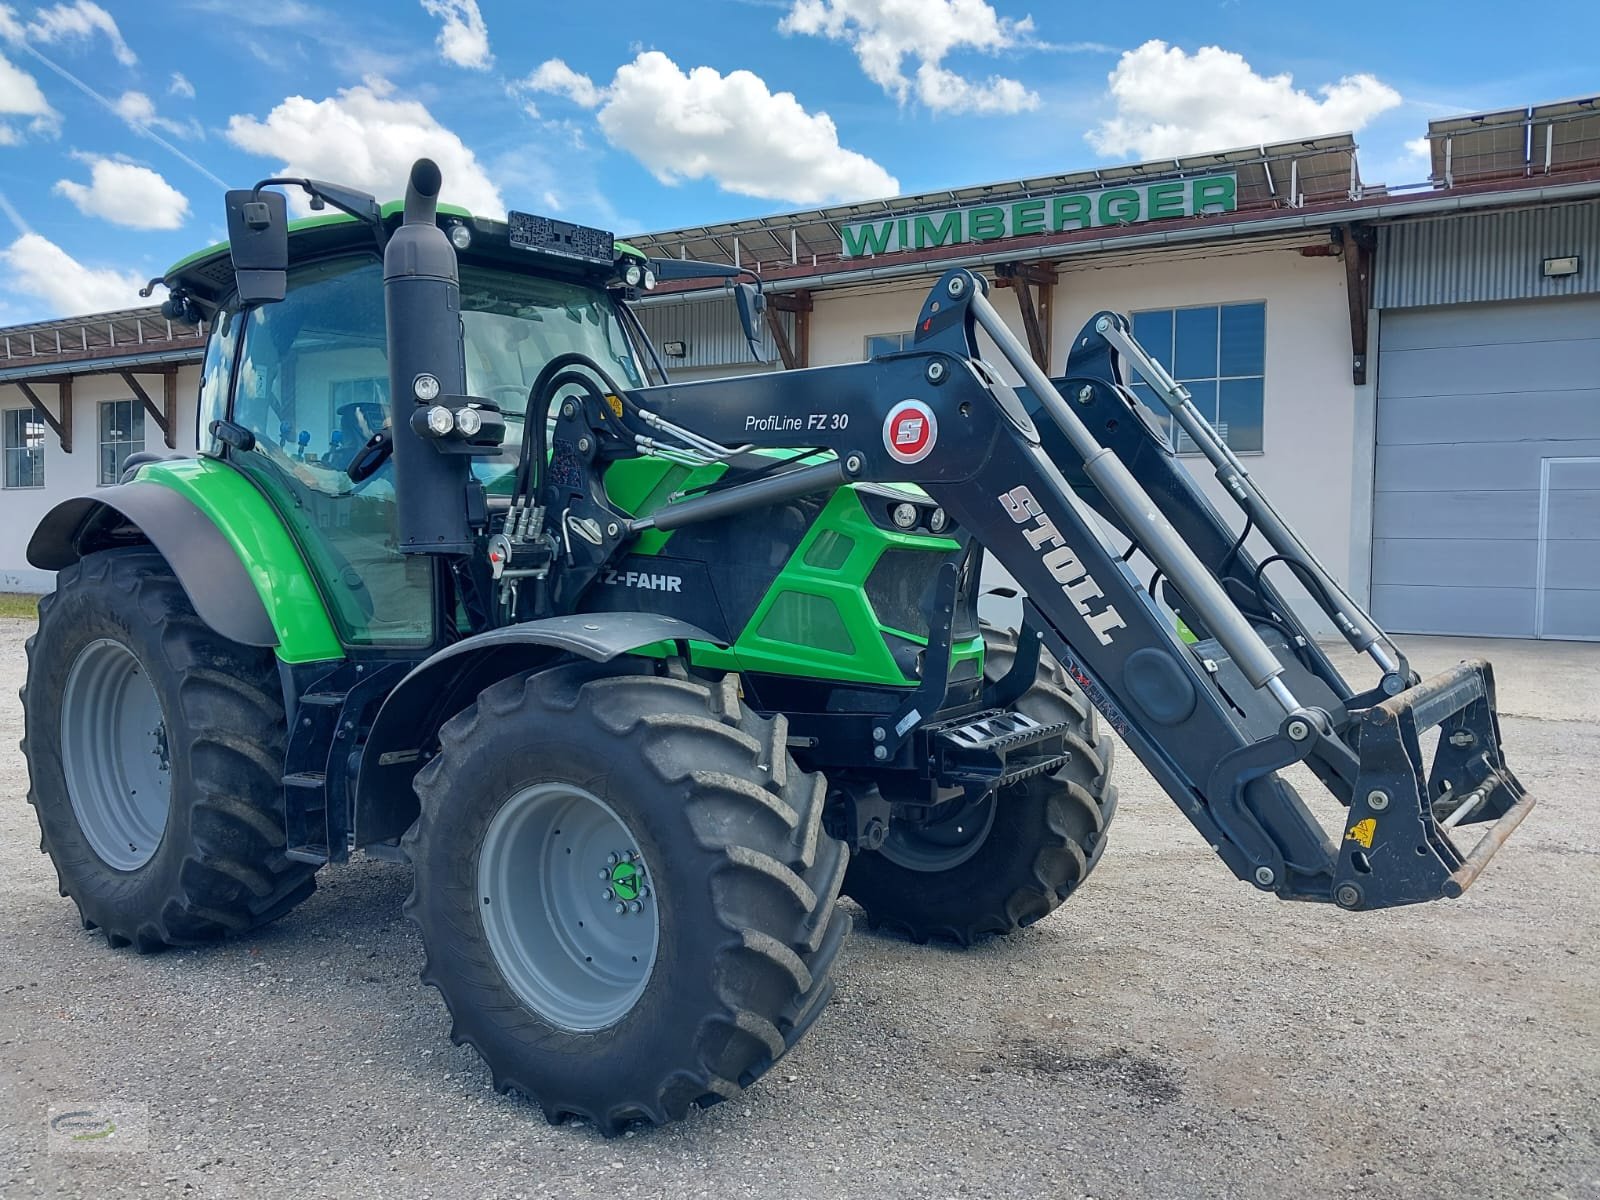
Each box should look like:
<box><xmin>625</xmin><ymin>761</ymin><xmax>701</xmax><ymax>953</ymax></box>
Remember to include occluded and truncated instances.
<box><xmin>249</xmin><ymin>177</ymin><xmax>389</xmax><ymax>250</ymax></box>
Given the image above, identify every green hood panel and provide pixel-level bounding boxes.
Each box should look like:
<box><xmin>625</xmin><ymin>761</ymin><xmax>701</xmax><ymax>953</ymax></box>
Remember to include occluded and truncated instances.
<box><xmin>138</xmin><ymin>458</ymin><xmax>343</xmax><ymax>664</ymax></box>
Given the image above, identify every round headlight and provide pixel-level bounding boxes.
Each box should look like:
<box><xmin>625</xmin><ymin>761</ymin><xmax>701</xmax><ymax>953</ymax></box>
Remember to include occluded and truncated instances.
<box><xmin>413</xmin><ymin>373</ymin><xmax>441</xmax><ymax>402</ymax></box>
<box><xmin>454</xmin><ymin>406</ymin><xmax>483</xmax><ymax>436</ymax></box>
<box><xmin>624</xmin><ymin>263</ymin><xmax>643</xmax><ymax>287</ymax></box>
<box><xmin>425</xmin><ymin>405</ymin><xmax>455</xmax><ymax>436</ymax></box>
<box><xmin>642</xmin><ymin>268</ymin><xmax>657</xmax><ymax>290</ymax></box>
<box><xmin>929</xmin><ymin>507</ymin><xmax>948</xmax><ymax>533</ymax></box>
<box><xmin>891</xmin><ymin>502</ymin><xmax>918</xmax><ymax>529</ymax></box>
<box><xmin>449</xmin><ymin>223</ymin><xmax>472</xmax><ymax>251</ymax></box>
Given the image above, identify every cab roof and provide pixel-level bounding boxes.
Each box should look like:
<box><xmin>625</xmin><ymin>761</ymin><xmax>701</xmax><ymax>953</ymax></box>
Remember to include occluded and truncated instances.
<box><xmin>165</xmin><ymin>200</ymin><xmax>645</xmax><ymax>314</ymax></box>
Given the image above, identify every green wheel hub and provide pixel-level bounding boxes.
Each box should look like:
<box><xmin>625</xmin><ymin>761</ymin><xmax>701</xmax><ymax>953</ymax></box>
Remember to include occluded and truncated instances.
<box><xmin>476</xmin><ymin>783</ymin><xmax>659</xmax><ymax>1032</ymax></box>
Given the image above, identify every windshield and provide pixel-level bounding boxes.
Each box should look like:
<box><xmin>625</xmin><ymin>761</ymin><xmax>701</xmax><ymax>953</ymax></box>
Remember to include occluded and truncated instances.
<box><xmin>461</xmin><ymin>265</ymin><xmax>643</xmax><ymax>488</ymax></box>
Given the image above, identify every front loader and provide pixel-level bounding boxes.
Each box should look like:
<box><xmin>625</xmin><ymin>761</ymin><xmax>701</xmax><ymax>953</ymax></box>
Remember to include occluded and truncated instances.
<box><xmin>20</xmin><ymin>159</ymin><xmax>1532</xmax><ymax>1133</ymax></box>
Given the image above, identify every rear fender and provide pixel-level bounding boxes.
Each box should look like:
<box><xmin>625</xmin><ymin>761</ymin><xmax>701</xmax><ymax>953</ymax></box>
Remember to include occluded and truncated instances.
<box><xmin>26</xmin><ymin>461</ymin><xmax>343</xmax><ymax>663</ymax></box>
<box><xmin>353</xmin><ymin>613</ymin><xmax>723</xmax><ymax>846</ymax></box>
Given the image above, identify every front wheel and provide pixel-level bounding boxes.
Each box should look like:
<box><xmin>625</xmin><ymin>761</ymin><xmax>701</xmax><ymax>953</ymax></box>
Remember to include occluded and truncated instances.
<box><xmin>404</xmin><ymin>664</ymin><xmax>850</xmax><ymax>1134</ymax></box>
<box><xmin>843</xmin><ymin>624</ymin><xmax>1117</xmax><ymax>945</ymax></box>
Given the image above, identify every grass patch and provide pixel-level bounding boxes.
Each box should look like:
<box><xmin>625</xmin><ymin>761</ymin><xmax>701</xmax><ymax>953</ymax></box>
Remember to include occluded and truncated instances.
<box><xmin>0</xmin><ymin>593</ymin><xmax>40</xmax><ymax>619</ymax></box>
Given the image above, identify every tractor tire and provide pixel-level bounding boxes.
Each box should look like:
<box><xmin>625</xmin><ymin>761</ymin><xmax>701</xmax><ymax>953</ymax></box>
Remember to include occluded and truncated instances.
<box><xmin>843</xmin><ymin>622</ymin><xmax>1116</xmax><ymax>946</ymax></box>
<box><xmin>403</xmin><ymin>664</ymin><xmax>850</xmax><ymax>1135</ymax></box>
<box><xmin>22</xmin><ymin>548</ymin><xmax>317</xmax><ymax>952</ymax></box>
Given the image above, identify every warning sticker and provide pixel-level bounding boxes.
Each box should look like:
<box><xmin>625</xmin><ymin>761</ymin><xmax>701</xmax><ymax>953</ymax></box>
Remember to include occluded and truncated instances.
<box><xmin>1345</xmin><ymin>818</ymin><xmax>1376</xmax><ymax>849</ymax></box>
<box><xmin>883</xmin><ymin>400</ymin><xmax>937</xmax><ymax>464</ymax></box>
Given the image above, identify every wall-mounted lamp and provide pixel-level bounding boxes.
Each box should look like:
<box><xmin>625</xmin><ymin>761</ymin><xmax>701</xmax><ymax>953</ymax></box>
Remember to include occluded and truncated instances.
<box><xmin>1543</xmin><ymin>255</ymin><xmax>1581</xmax><ymax>278</ymax></box>
<box><xmin>662</xmin><ymin>340</ymin><xmax>689</xmax><ymax>358</ymax></box>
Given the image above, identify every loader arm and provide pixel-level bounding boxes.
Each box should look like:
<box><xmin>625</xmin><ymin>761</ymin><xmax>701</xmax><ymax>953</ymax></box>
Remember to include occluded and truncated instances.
<box><xmin>589</xmin><ymin>267</ymin><xmax>1530</xmax><ymax>910</ymax></box>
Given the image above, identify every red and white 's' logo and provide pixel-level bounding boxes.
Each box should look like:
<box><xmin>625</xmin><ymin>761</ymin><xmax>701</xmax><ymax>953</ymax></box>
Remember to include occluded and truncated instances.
<box><xmin>882</xmin><ymin>400</ymin><xmax>937</xmax><ymax>464</ymax></box>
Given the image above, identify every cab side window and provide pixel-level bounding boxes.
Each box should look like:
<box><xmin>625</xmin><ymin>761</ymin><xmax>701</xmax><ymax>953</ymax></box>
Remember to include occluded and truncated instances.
<box><xmin>231</xmin><ymin>255</ymin><xmax>434</xmax><ymax>646</ymax></box>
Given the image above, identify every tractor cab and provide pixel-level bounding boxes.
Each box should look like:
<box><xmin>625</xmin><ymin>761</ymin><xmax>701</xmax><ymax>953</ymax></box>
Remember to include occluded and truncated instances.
<box><xmin>164</xmin><ymin>202</ymin><xmax>653</xmax><ymax>647</ymax></box>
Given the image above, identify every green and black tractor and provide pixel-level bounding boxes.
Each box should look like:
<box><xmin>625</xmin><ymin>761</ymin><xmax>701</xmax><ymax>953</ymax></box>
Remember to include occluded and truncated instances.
<box><xmin>21</xmin><ymin>160</ymin><xmax>1533</xmax><ymax>1133</ymax></box>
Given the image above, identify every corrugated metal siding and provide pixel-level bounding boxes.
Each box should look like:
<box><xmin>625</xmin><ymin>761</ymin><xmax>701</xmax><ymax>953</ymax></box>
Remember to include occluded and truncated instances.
<box><xmin>1375</xmin><ymin>201</ymin><xmax>1600</xmax><ymax>309</ymax></box>
<box><xmin>635</xmin><ymin>293</ymin><xmax>793</xmax><ymax>369</ymax></box>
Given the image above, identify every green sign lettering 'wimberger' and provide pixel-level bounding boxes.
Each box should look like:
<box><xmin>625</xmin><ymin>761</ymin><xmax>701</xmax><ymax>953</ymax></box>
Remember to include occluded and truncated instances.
<box><xmin>839</xmin><ymin>173</ymin><xmax>1238</xmax><ymax>257</ymax></box>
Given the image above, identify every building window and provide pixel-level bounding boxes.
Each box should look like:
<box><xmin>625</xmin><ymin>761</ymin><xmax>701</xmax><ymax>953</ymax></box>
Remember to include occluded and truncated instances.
<box><xmin>3</xmin><ymin>406</ymin><xmax>46</xmax><ymax>488</ymax></box>
<box><xmin>1127</xmin><ymin>303</ymin><xmax>1265</xmax><ymax>453</ymax></box>
<box><xmin>864</xmin><ymin>331</ymin><xmax>914</xmax><ymax>359</ymax></box>
<box><xmin>98</xmin><ymin>399</ymin><xmax>145</xmax><ymax>485</ymax></box>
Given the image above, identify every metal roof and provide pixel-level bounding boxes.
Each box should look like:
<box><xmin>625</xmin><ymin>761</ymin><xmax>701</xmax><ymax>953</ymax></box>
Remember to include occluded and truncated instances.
<box><xmin>0</xmin><ymin>305</ymin><xmax>206</xmax><ymax>376</ymax></box>
<box><xmin>624</xmin><ymin>134</ymin><xmax>1362</xmax><ymax>273</ymax></box>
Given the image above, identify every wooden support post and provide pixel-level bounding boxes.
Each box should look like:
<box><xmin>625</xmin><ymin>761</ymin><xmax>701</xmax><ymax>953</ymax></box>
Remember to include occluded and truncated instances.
<box><xmin>161</xmin><ymin>367</ymin><xmax>178</xmax><ymax>449</ymax></box>
<box><xmin>767</xmin><ymin>290</ymin><xmax>814</xmax><ymax>370</ymax></box>
<box><xmin>764</xmin><ymin>306</ymin><xmax>798</xmax><ymax>370</ymax></box>
<box><xmin>16</xmin><ymin>378</ymin><xmax>71</xmax><ymax>453</ymax></box>
<box><xmin>995</xmin><ymin>262</ymin><xmax>1056</xmax><ymax>372</ymax></box>
<box><xmin>1339</xmin><ymin>224</ymin><xmax>1377</xmax><ymax>385</ymax></box>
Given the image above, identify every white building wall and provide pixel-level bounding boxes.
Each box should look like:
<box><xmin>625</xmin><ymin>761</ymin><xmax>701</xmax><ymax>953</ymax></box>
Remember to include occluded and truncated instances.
<box><xmin>0</xmin><ymin>365</ymin><xmax>202</xmax><ymax>592</ymax></box>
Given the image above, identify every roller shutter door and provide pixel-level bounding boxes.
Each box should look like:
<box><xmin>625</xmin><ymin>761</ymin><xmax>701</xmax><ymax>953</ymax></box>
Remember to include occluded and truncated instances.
<box><xmin>1371</xmin><ymin>296</ymin><xmax>1600</xmax><ymax>639</ymax></box>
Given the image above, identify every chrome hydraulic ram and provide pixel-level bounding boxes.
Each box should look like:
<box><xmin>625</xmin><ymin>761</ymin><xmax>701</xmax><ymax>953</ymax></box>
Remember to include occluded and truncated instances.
<box><xmin>966</xmin><ymin>285</ymin><xmax>1304</xmax><ymax>716</ymax></box>
<box><xmin>1094</xmin><ymin>316</ymin><xmax>1406</xmax><ymax>681</ymax></box>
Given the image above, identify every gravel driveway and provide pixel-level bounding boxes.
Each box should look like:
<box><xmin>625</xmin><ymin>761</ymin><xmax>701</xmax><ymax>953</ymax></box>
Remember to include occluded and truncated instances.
<box><xmin>2</xmin><ymin>621</ymin><xmax>1596</xmax><ymax>1200</ymax></box>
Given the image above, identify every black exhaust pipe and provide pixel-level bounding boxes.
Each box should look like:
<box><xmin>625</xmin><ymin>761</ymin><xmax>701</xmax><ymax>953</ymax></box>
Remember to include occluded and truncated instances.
<box><xmin>385</xmin><ymin>158</ymin><xmax>474</xmax><ymax>555</ymax></box>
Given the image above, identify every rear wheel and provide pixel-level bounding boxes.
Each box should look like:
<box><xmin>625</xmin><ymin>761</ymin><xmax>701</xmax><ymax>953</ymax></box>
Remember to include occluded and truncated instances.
<box><xmin>843</xmin><ymin>623</ymin><xmax>1117</xmax><ymax>945</ymax></box>
<box><xmin>22</xmin><ymin>548</ymin><xmax>317</xmax><ymax>951</ymax></box>
<box><xmin>404</xmin><ymin>664</ymin><xmax>850</xmax><ymax>1134</ymax></box>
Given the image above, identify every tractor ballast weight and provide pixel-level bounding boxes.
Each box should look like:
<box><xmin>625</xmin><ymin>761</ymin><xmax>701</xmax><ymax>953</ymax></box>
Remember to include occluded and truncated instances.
<box><xmin>18</xmin><ymin>157</ymin><xmax>1533</xmax><ymax>1133</ymax></box>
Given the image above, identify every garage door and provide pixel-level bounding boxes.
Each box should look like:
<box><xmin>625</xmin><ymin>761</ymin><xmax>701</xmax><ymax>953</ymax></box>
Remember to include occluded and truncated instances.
<box><xmin>1372</xmin><ymin>295</ymin><xmax>1600</xmax><ymax>639</ymax></box>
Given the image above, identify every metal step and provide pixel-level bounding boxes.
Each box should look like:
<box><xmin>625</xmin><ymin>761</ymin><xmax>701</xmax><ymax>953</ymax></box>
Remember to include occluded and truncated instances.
<box><xmin>929</xmin><ymin>708</ymin><xmax>1071</xmax><ymax>791</ymax></box>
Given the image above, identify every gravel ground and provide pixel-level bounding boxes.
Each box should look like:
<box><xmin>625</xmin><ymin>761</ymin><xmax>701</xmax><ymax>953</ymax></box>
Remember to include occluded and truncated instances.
<box><xmin>1</xmin><ymin>621</ymin><xmax>1596</xmax><ymax>1200</ymax></box>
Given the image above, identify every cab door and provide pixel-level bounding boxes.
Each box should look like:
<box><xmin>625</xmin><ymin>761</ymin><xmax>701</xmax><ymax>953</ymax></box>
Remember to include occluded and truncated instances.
<box><xmin>225</xmin><ymin>254</ymin><xmax>436</xmax><ymax>647</ymax></box>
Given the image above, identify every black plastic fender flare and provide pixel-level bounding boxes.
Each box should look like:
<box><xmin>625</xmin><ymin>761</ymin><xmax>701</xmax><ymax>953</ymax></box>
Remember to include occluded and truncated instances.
<box><xmin>26</xmin><ymin>482</ymin><xmax>277</xmax><ymax>648</ymax></box>
<box><xmin>353</xmin><ymin>612</ymin><xmax>725</xmax><ymax>846</ymax></box>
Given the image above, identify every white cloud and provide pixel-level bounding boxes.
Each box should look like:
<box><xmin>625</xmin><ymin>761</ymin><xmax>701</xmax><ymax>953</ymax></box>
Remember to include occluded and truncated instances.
<box><xmin>1087</xmin><ymin>41</ymin><xmax>1402</xmax><ymax>160</ymax></box>
<box><xmin>525</xmin><ymin>51</ymin><xmax>898</xmax><ymax>205</ymax></box>
<box><xmin>225</xmin><ymin>78</ymin><xmax>504</xmax><ymax>216</ymax></box>
<box><xmin>26</xmin><ymin>1</ymin><xmax>135</xmax><ymax>66</ymax></box>
<box><xmin>525</xmin><ymin>58</ymin><xmax>602</xmax><ymax>108</ymax></box>
<box><xmin>0</xmin><ymin>49</ymin><xmax>57</xmax><ymax>141</ymax></box>
<box><xmin>420</xmin><ymin>0</ymin><xmax>490</xmax><ymax>70</ymax></box>
<box><xmin>913</xmin><ymin>62</ymin><xmax>1037</xmax><ymax>114</ymax></box>
<box><xmin>1406</xmin><ymin>136</ymin><xmax>1431</xmax><ymax>162</ymax></box>
<box><xmin>54</xmin><ymin>154</ymin><xmax>189</xmax><ymax>229</ymax></box>
<box><xmin>780</xmin><ymin>0</ymin><xmax>1039</xmax><ymax>114</ymax></box>
<box><xmin>112</xmin><ymin>90</ymin><xmax>200</xmax><ymax>139</ymax></box>
<box><xmin>1</xmin><ymin>232</ymin><xmax>147</xmax><ymax>316</ymax></box>
<box><xmin>169</xmin><ymin>71</ymin><xmax>194</xmax><ymax>99</ymax></box>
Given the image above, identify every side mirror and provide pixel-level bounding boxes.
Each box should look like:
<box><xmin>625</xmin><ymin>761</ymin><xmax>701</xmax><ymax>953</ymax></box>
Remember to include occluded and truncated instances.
<box><xmin>734</xmin><ymin>281</ymin><xmax>769</xmax><ymax>363</ymax></box>
<box><xmin>225</xmin><ymin>188</ymin><xmax>288</xmax><ymax>304</ymax></box>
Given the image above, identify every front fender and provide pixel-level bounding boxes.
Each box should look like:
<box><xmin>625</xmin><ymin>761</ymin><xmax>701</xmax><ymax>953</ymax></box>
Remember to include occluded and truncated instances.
<box><xmin>26</xmin><ymin>458</ymin><xmax>343</xmax><ymax>663</ymax></box>
<box><xmin>353</xmin><ymin>613</ymin><xmax>723</xmax><ymax>846</ymax></box>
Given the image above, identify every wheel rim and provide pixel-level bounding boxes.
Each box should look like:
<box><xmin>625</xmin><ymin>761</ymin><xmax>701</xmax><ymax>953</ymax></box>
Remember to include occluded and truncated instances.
<box><xmin>477</xmin><ymin>783</ymin><xmax>660</xmax><ymax>1032</ymax></box>
<box><xmin>59</xmin><ymin>638</ymin><xmax>171</xmax><ymax>872</ymax></box>
<box><xmin>878</xmin><ymin>795</ymin><xmax>996</xmax><ymax>872</ymax></box>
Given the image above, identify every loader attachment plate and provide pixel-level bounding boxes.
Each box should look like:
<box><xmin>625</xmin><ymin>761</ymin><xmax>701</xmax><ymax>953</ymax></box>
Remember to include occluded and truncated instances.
<box><xmin>1335</xmin><ymin>660</ymin><xmax>1532</xmax><ymax>910</ymax></box>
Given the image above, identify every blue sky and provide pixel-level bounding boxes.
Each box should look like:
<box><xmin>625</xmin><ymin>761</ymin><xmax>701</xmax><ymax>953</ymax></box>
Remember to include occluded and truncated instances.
<box><xmin>0</xmin><ymin>0</ymin><xmax>1592</xmax><ymax>322</ymax></box>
